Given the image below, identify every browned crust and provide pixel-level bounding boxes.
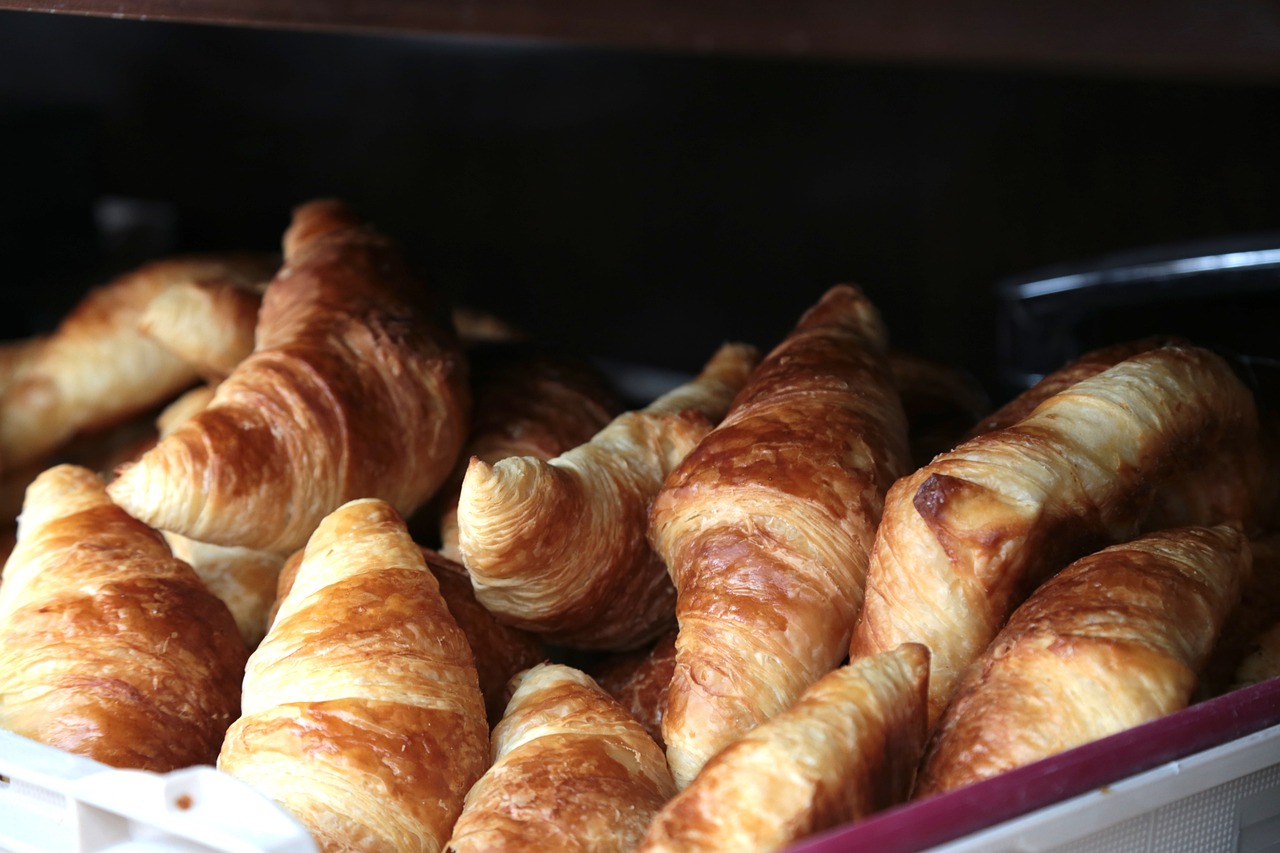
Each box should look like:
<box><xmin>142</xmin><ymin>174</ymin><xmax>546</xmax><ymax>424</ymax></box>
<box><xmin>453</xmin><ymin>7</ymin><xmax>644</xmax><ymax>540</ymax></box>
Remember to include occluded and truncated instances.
<box><xmin>651</xmin><ymin>284</ymin><xmax>910</xmax><ymax>787</ymax></box>
<box><xmin>593</xmin><ymin>628</ymin><xmax>678</xmax><ymax>748</ymax></box>
<box><xmin>0</xmin><ymin>465</ymin><xmax>246</xmax><ymax>771</ymax></box>
<box><xmin>916</xmin><ymin>525</ymin><xmax>1247</xmax><ymax>797</ymax></box>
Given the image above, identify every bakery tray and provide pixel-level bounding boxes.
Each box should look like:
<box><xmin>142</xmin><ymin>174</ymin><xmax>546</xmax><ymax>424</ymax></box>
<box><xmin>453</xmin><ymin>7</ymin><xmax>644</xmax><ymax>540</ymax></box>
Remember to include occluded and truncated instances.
<box><xmin>2</xmin><ymin>673</ymin><xmax>1277</xmax><ymax>851</ymax></box>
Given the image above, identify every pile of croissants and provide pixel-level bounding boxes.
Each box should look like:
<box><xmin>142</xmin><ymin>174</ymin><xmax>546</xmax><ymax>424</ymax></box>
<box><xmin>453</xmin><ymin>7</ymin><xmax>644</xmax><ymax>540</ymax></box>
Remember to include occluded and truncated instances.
<box><xmin>0</xmin><ymin>198</ymin><xmax>1276</xmax><ymax>853</ymax></box>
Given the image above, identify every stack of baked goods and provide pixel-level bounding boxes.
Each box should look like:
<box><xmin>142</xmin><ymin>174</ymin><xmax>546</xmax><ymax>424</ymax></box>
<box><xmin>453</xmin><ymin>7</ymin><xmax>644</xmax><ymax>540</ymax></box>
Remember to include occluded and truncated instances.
<box><xmin>0</xmin><ymin>198</ymin><xmax>1275</xmax><ymax>852</ymax></box>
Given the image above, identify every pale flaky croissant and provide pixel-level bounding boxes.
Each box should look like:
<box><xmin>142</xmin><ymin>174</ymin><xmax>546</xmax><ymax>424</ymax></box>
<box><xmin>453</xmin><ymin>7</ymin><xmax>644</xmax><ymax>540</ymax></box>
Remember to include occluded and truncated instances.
<box><xmin>433</xmin><ymin>343</ymin><xmax>621</xmax><ymax>561</ymax></box>
<box><xmin>0</xmin><ymin>464</ymin><xmax>246</xmax><ymax>771</ymax></box>
<box><xmin>637</xmin><ymin>644</ymin><xmax>929</xmax><ymax>853</ymax></box>
<box><xmin>446</xmin><ymin>663</ymin><xmax>676</xmax><ymax>852</ymax></box>
<box><xmin>650</xmin><ymin>285</ymin><xmax>910</xmax><ymax>787</ymax></box>
<box><xmin>108</xmin><ymin>199</ymin><xmax>469</xmax><ymax>555</ymax></box>
<box><xmin>138</xmin><ymin>275</ymin><xmax>267</xmax><ymax>381</ymax></box>
<box><xmin>851</xmin><ymin>345</ymin><xmax>1260</xmax><ymax>725</ymax></box>
<box><xmin>916</xmin><ymin>525</ymin><xmax>1248</xmax><ymax>797</ymax></box>
<box><xmin>218</xmin><ymin>498</ymin><xmax>489</xmax><ymax>853</ymax></box>
<box><xmin>456</xmin><ymin>341</ymin><xmax>759</xmax><ymax>650</ymax></box>
<box><xmin>0</xmin><ymin>254</ymin><xmax>276</xmax><ymax>472</ymax></box>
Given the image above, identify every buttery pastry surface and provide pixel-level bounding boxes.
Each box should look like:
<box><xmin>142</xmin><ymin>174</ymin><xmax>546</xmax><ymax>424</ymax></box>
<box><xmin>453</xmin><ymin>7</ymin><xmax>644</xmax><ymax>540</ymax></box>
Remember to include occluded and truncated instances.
<box><xmin>0</xmin><ymin>464</ymin><xmax>246</xmax><ymax>771</ymax></box>
<box><xmin>446</xmin><ymin>663</ymin><xmax>675</xmax><ymax>852</ymax></box>
<box><xmin>108</xmin><ymin>199</ymin><xmax>469</xmax><ymax>554</ymax></box>
<box><xmin>434</xmin><ymin>343</ymin><xmax>621</xmax><ymax>561</ymax></box>
<box><xmin>0</xmin><ymin>254</ymin><xmax>276</xmax><ymax>471</ymax></box>
<box><xmin>851</xmin><ymin>345</ymin><xmax>1260</xmax><ymax>724</ymax></box>
<box><xmin>218</xmin><ymin>498</ymin><xmax>489</xmax><ymax>853</ymax></box>
<box><xmin>916</xmin><ymin>525</ymin><xmax>1248</xmax><ymax>796</ymax></box>
<box><xmin>637</xmin><ymin>644</ymin><xmax>929</xmax><ymax>853</ymax></box>
<box><xmin>456</xmin><ymin>341</ymin><xmax>759</xmax><ymax>650</ymax></box>
<box><xmin>651</xmin><ymin>284</ymin><xmax>910</xmax><ymax>787</ymax></box>
<box><xmin>593</xmin><ymin>628</ymin><xmax>678</xmax><ymax>748</ymax></box>
<box><xmin>138</xmin><ymin>275</ymin><xmax>267</xmax><ymax>380</ymax></box>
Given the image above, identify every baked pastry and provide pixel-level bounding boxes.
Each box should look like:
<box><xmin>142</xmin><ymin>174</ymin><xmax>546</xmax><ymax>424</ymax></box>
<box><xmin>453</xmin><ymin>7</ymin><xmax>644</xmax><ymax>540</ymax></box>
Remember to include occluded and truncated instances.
<box><xmin>916</xmin><ymin>525</ymin><xmax>1248</xmax><ymax>796</ymax></box>
<box><xmin>108</xmin><ymin>199</ymin><xmax>470</xmax><ymax>555</ymax></box>
<box><xmin>434</xmin><ymin>343</ymin><xmax>621</xmax><ymax>561</ymax></box>
<box><xmin>270</xmin><ymin>542</ymin><xmax>545</xmax><ymax>726</ymax></box>
<box><xmin>651</xmin><ymin>284</ymin><xmax>910</xmax><ymax>787</ymax></box>
<box><xmin>446</xmin><ymin>663</ymin><xmax>676</xmax><ymax>852</ymax></box>
<box><xmin>218</xmin><ymin>498</ymin><xmax>489</xmax><ymax>853</ymax></box>
<box><xmin>456</xmin><ymin>341</ymin><xmax>759</xmax><ymax>650</ymax></box>
<box><xmin>637</xmin><ymin>644</ymin><xmax>929</xmax><ymax>853</ymax></box>
<box><xmin>0</xmin><ymin>254</ymin><xmax>275</xmax><ymax>471</ymax></box>
<box><xmin>138</xmin><ymin>275</ymin><xmax>267</xmax><ymax>380</ymax></box>
<box><xmin>593</xmin><ymin>628</ymin><xmax>678</xmax><ymax>748</ymax></box>
<box><xmin>851</xmin><ymin>345</ymin><xmax>1259</xmax><ymax>725</ymax></box>
<box><xmin>0</xmin><ymin>464</ymin><xmax>246</xmax><ymax>771</ymax></box>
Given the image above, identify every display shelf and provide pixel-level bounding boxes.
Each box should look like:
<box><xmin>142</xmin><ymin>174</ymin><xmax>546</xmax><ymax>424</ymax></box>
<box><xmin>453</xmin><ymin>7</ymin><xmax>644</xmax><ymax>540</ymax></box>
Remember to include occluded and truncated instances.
<box><xmin>3</xmin><ymin>0</ymin><xmax>1280</xmax><ymax>78</ymax></box>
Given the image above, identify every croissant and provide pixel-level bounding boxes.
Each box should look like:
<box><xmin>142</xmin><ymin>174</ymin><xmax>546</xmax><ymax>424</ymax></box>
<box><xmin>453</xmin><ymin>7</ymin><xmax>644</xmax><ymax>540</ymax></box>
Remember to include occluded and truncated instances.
<box><xmin>0</xmin><ymin>254</ymin><xmax>276</xmax><ymax>471</ymax></box>
<box><xmin>637</xmin><ymin>644</ymin><xmax>929</xmax><ymax>853</ymax></box>
<box><xmin>433</xmin><ymin>343</ymin><xmax>621</xmax><ymax>561</ymax></box>
<box><xmin>593</xmin><ymin>628</ymin><xmax>678</xmax><ymax>748</ymax></box>
<box><xmin>138</xmin><ymin>275</ymin><xmax>266</xmax><ymax>380</ymax></box>
<box><xmin>108</xmin><ymin>199</ymin><xmax>470</xmax><ymax>554</ymax></box>
<box><xmin>446</xmin><ymin>663</ymin><xmax>676</xmax><ymax>852</ymax></box>
<box><xmin>851</xmin><ymin>345</ymin><xmax>1260</xmax><ymax>725</ymax></box>
<box><xmin>456</xmin><ymin>341</ymin><xmax>759</xmax><ymax>650</ymax></box>
<box><xmin>269</xmin><ymin>541</ymin><xmax>544</xmax><ymax>726</ymax></box>
<box><xmin>0</xmin><ymin>464</ymin><xmax>246</xmax><ymax>771</ymax></box>
<box><xmin>218</xmin><ymin>498</ymin><xmax>489</xmax><ymax>853</ymax></box>
<box><xmin>916</xmin><ymin>525</ymin><xmax>1248</xmax><ymax>797</ymax></box>
<box><xmin>650</xmin><ymin>284</ymin><xmax>910</xmax><ymax>787</ymax></box>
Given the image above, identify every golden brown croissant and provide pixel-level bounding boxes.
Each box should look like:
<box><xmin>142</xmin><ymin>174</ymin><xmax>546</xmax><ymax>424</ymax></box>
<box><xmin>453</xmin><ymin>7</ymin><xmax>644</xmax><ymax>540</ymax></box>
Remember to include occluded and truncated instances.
<box><xmin>218</xmin><ymin>498</ymin><xmax>489</xmax><ymax>853</ymax></box>
<box><xmin>138</xmin><ymin>275</ymin><xmax>267</xmax><ymax>380</ymax></box>
<box><xmin>0</xmin><ymin>254</ymin><xmax>276</xmax><ymax>471</ymax></box>
<box><xmin>851</xmin><ymin>345</ymin><xmax>1260</xmax><ymax>725</ymax></box>
<box><xmin>637</xmin><ymin>644</ymin><xmax>929</xmax><ymax>853</ymax></box>
<box><xmin>916</xmin><ymin>525</ymin><xmax>1248</xmax><ymax>797</ymax></box>
<box><xmin>650</xmin><ymin>284</ymin><xmax>910</xmax><ymax>787</ymax></box>
<box><xmin>269</xmin><ymin>541</ymin><xmax>544</xmax><ymax>726</ymax></box>
<box><xmin>456</xmin><ymin>341</ymin><xmax>759</xmax><ymax>650</ymax></box>
<box><xmin>108</xmin><ymin>199</ymin><xmax>470</xmax><ymax>554</ymax></box>
<box><xmin>446</xmin><ymin>663</ymin><xmax>676</xmax><ymax>852</ymax></box>
<box><xmin>433</xmin><ymin>343</ymin><xmax>621</xmax><ymax>561</ymax></box>
<box><xmin>593</xmin><ymin>628</ymin><xmax>678</xmax><ymax>748</ymax></box>
<box><xmin>0</xmin><ymin>464</ymin><xmax>246</xmax><ymax>771</ymax></box>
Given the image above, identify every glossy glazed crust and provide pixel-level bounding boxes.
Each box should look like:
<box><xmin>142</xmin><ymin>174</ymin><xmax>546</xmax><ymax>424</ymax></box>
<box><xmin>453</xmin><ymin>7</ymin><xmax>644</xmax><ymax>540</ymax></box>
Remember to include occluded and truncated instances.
<box><xmin>0</xmin><ymin>464</ymin><xmax>246</xmax><ymax>771</ymax></box>
<box><xmin>637</xmin><ymin>644</ymin><xmax>929</xmax><ymax>853</ymax></box>
<box><xmin>436</xmin><ymin>344</ymin><xmax>622</xmax><ymax>560</ymax></box>
<box><xmin>851</xmin><ymin>345</ymin><xmax>1259</xmax><ymax>725</ymax></box>
<box><xmin>651</xmin><ymin>285</ymin><xmax>910</xmax><ymax>788</ymax></box>
<box><xmin>108</xmin><ymin>199</ymin><xmax>470</xmax><ymax>554</ymax></box>
<box><xmin>446</xmin><ymin>664</ymin><xmax>676</xmax><ymax>852</ymax></box>
<box><xmin>593</xmin><ymin>628</ymin><xmax>678</xmax><ymax>748</ymax></box>
<box><xmin>456</xmin><ymin>341</ymin><xmax>759</xmax><ymax>650</ymax></box>
<box><xmin>0</xmin><ymin>254</ymin><xmax>276</xmax><ymax>471</ymax></box>
<box><xmin>138</xmin><ymin>276</ymin><xmax>267</xmax><ymax>380</ymax></box>
<box><xmin>916</xmin><ymin>525</ymin><xmax>1248</xmax><ymax>797</ymax></box>
<box><xmin>218</xmin><ymin>498</ymin><xmax>489</xmax><ymax>853</ymax></box>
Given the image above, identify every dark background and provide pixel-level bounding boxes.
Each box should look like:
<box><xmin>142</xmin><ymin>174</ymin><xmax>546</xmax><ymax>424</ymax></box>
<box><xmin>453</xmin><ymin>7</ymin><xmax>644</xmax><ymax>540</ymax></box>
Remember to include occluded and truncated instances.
<box><xmin>3</xmin><ymin>10</ymin><xmax>1280</xmax><ymax>399</ymax></box>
